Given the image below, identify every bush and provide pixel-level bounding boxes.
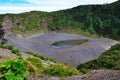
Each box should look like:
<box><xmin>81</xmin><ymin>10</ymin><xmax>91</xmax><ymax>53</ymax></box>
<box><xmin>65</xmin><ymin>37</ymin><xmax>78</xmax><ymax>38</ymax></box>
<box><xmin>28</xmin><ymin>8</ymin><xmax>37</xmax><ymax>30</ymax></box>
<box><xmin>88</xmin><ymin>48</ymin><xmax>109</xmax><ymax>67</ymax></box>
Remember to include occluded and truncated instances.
<box><xmin>0</xmin><ymin>44</ymin><xmax>13</xmax><ymax>50</ymax></box>
<box><xmin>44</xmin><ymin>64</ymin><xmax>79</xmax><ymax>77</ymax></box>
<box><xmin>49</xmin><ymin>58</ymin><xmax>56</xmax><ymax>63</ymax></box>
<box><xmin>79</xmin><ymin>69</ymin><xmax>90</xmax><ymax>74</ymax></box>
<box><xmin>77</xmin><ymin>44</ymin><xmax>120</xmax><ymax>73</ymax></box>
<box><xmin>0</xmin><ymin>44</ymin><xmax>21</xmax><ymax>57</ymax></box>
<box><xmin>25</xmin><ymin>52</ymin><xmax>47</xmax><ymax>60</ymax></box>
<box><xmin>27</xmin><ymin>58</ymin><xmax>44</xmax><ymax>69</ymax></box>
<box><xmin>12</xmin><ymin>48</ymin><xmax>19</xmax><ymax>54</ymax></box>
<box><xmin>114</xmin><ymin>65</ymin><xmax>120</xmax><ymax>70</ymax></box>
<box><xmin>25</xmin><ymin>51</ymin><xmax>55</xmax><ymax>62</ymax></box>
<box><xmin>0</xmin><ymin>59</ymin><xmax>29</xmax><ymax>80</ymax></box>
<box><xmin>0</xmin><ymin>44</ymin><xmax>4</xmax><ymax>48</ymax></box>
<box><xmin>3</xmin><ymin>45</ymin><xmax>13</xmax><ymax>50</ymax></box>
<box><xmin>24</xmin><ymin>60</ymin><xmax>41</xmax><ymax>76</ymax></box>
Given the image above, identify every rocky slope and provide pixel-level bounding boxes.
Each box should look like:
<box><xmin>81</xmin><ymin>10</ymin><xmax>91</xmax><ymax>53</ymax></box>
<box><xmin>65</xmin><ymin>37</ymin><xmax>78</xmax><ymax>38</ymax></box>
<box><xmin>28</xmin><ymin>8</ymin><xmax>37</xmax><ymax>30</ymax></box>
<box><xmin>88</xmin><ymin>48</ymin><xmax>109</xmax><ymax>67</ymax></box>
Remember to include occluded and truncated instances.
<box><xmin>0</xmin><ymin>47</ymin><xmax>120</xmax><ymax>80</ymax></box>
<box><xmin>0</xmin><ymin>48</ymin><xmax>17</xmax><ymax>63</ymax></box>
<box><xmin>27</xmin><ymin>70</ymin><xmax>120</xmax><ymax>80</ymax></box>
<box><xmin>0</xmin><ymin>45</ymin><xmax>80</xmax><ymax>80</ymax></box>
<box><xmin>65</xmin><ymin>70</ymin><xmax>120</xmax><ymax>80</ymax></box>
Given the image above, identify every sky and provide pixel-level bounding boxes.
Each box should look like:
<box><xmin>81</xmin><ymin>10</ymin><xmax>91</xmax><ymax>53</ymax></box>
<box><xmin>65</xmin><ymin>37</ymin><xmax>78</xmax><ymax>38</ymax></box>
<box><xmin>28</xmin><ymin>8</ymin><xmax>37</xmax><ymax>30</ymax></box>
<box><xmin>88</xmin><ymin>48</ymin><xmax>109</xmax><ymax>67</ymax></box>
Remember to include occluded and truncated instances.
<box><xmin>0</xmin><ymin>0</ymin><xmax>118</xmax><ymax>14</ymax></box>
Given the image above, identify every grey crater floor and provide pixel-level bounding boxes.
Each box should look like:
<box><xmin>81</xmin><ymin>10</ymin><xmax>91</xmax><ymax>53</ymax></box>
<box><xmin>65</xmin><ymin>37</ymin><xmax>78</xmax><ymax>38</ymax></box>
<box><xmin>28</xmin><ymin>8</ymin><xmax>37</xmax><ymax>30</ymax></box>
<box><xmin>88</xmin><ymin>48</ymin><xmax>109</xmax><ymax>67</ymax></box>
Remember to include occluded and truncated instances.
<box><xmin>7</xmin><ymin>33</ymin><xmax>118</xmax><ymax>67</ymax></box>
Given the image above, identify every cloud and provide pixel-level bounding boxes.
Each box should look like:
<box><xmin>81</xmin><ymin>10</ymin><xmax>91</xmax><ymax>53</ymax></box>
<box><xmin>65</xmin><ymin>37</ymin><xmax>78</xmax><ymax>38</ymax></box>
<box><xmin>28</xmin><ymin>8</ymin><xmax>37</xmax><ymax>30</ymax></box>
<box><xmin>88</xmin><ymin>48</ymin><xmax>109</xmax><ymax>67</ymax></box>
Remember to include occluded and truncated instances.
<box><xmin>0</xmin><ymin>0</ymin><xmax>118</xmax><ymax>14</ymax></box>
<box><xmin>26</xmin><ymin>0</ymin><xmax>79</xmax><ymax>5</ymax></box>
<box><xmin>0</xmin><ymin>6</ymin><xmax>60</xmax><ymax>12</ymax></box>
<box><xmin>26</xmin><ymin>0</ymin><xmax>117</xmax><ymax>5</ymax></box>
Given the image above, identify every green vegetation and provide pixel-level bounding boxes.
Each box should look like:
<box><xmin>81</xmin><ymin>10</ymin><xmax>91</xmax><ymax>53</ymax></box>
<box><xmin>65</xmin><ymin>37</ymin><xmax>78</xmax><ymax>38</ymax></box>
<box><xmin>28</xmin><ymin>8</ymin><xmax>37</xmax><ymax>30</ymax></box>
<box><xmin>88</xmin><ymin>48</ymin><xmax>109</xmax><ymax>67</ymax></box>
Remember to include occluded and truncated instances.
<box><xmin>0</xmin><ymin>59</ymin><xmax>29</xmax><ymax>80</ymax></box>
<box><xmin>25</xmin><ymin>52</ymin><xmax>79</xmax><ymax>77</ymax></box>
<box><xmin>25</xmin><ymin>57</ymin><xmax>80</xmax><ymax>77</ymax></box>
<box><xmin>50</xmin><ymin>0</ymin><xmax>120</xmax><ymax>40</ymax></box>
<box><xmin>44</xmin><ymin>64</ymin><xmax>79</xmax><ymax>77</ymax></box>
<box><xmin>0</xmin><ymin>1</ymin><xmax>120</xmax><ymax>40</ymax></box>
<box><xmin>0</xmin><ymin>44</ymin><xmax>21</xmax><ymax>57</ymax></box>
<box><xmin>0</xmin><ymin>44</ymin><xmax>79</xmax><ymax>78</ymax></box>
<box><xmin>25</xmin><ymin>51</ymin><xmax>56</xmax><ymax>63</ymax></box>
<box><xmin>0</xmin><ymin>44</ymin><xmax>13</xmax><ymax>50</ymax></box>
<box><xmin>27</xmin><ymin>58</ymin><xmax>44</xmax><ymax>69</ymax></box>
<box><xmin>77</xmin><ymin>44</ymin><xmax>120</xmax><ymax>73</ymax></box>
<box><xmin>11</xmin><ymin>26</ymin><xmax>21</xmax><ymax>33</ymax></box>
<box><xmin>12</xmin><ymin>48</ymin><xmax>20</xmax><ymax>54</ymax></box>
<box><xmin>25</xmin><ymin>58</ymin><xmax>44</xmax><ymax>76</ymax></box>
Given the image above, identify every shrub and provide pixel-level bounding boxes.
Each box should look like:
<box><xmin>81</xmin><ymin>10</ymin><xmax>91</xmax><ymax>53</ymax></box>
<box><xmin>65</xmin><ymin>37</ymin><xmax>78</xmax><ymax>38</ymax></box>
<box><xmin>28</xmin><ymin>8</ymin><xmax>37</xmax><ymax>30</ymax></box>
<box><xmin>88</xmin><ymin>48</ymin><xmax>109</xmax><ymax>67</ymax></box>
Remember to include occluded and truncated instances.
<box><xmin>0</xmin><ymin>59</ymin><xmax>29</xmax><ymax>80</ymax></box>
<box><xmin>3</xmin><ymin>45</ymin><xmax>13</xmax><ymax>50</ymax></box>
<box><xmin>24</xmin><ymin>60</ymin><xmax>42</xmax><ymax>76</ymax></box>
<box><xmin>49</xmin><ymin>58</ymin><xmax>56</xmax><ymax>63</ymax></box>
<box><xmin>114</xmin><ymin>65</ymin><xmax>120</xmax><ymax>70</ymax></box>
<box><xmin>44</xmin><ymin>64</ymin><xmax>79</xmax><ymax>77</ymax></box>
<box><xmin>25</xmin><ymin>51</ymin><xmax>56</xmax><ymax>62</ymax></box>
<box><xmin>79</xmin><ymin>69</ymin><xmax>90</xmax><ymax>74</ymax></box>
<box><xmin>77</xmin><ymin>44</ymin><xmax>120</xmax><ymax>73</ymax></box>
<box><xmin>12</xmin><ymin>48</ymin><xmax>19</xmax><ymax>54</ymax></box>
<box><xmin>27</xmin><ymin>58</ymin><xmax>44</xmax><ymax>69</ymax></box>
<box><xmin>11</xmin><ymin>48</ymin><xmax>21</xmax><ymax>57</ymax></box>
<box><xmin>25</xmin><ymin>52</ymin><xmax>47</xmax><ymax>60</ymax></box>
<box><xmin>0</xmin><ymin>44</ymin><xmax>3</xmax><ymax>48</ymax></box>
<box><xmin>0</xmin><ymin>44</ymin><xmax>13</xmax><ymax>50</ymax></box>
<box><xmin>0</xmin><ymin>44</ymin><xmax>21</xmax><ymax>57</ymax></box>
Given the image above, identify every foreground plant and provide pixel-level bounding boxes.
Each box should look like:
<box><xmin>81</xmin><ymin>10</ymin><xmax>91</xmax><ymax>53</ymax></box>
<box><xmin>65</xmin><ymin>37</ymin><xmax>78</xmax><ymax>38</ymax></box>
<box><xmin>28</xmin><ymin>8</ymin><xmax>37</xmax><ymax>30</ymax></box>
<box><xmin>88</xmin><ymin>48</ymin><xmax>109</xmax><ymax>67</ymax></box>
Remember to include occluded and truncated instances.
<box><xmin>0</xmin><ymin>59</ymin><xmax>29</xmax><ymax>80</ymax></box>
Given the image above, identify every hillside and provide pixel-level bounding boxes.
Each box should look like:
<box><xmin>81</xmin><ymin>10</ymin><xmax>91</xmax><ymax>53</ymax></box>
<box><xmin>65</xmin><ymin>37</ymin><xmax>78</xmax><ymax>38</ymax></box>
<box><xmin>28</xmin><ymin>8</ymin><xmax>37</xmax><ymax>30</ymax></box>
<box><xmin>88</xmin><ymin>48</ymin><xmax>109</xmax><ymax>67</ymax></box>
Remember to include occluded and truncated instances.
<box><xmin>0</xmin><ymin>1</ymin><xmax>120</xmax><ymax>80</ymax></box>
<box><xmin>0</xmin><ymin>0</ymin><xmax>120</xmax><ymax>40</ymax></box>
<box><xmin>0</xmin><ymin>43</ymin><xmax>120</xmax><ymax>80</ymax></box>
<box><xmin>0</xmin><ymin>44</ymin><xmax>80</xmax><ymax>80</ymax></box>
<box><xmin>77</xmin><ymin>44</ymin><xmax>120</xmax><ymax>73</ymax></box>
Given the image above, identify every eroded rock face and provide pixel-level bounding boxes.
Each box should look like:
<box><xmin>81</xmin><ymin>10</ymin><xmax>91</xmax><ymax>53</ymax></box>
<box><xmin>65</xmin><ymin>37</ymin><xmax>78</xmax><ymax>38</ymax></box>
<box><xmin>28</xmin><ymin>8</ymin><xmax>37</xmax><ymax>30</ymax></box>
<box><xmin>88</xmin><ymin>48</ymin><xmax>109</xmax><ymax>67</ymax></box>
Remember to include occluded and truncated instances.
<box><xmin>13</xmin><ymin>18</ymin><xmax>25</xmax><ymax>31</ymax></box>
<box><xmin>1</xmin><ymin>15</ymin><xmax>25</xmax><ymax>34</ymax></box>
<box><xmin>2</xmin><ymin>15</ymin><xmax>13</xmax><ymax>34</ymax></box>
<box><xmin>0</xmin><ymin>25</ymin><xmax>8</xmax><ymax>44</ymax></box>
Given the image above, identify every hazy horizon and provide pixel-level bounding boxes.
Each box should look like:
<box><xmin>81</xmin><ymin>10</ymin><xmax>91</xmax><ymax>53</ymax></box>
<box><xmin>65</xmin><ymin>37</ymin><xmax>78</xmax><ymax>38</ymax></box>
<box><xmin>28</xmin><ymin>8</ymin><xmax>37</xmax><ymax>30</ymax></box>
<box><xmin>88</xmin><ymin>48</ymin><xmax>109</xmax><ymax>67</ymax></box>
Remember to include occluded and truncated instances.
<box><xmin>0</xmin><ymin>0</ymin><xmax>118</xmax><ymax>14</ymax></box>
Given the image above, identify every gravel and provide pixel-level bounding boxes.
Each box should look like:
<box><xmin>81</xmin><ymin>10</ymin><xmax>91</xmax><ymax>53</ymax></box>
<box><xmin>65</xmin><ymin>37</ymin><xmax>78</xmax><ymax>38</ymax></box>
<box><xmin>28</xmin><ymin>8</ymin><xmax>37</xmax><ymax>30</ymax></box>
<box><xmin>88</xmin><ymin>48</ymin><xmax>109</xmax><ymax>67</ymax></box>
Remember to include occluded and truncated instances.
<box><xmin>6</xmin><ymin>33</ymin><xmax>118</xmax><ymax>68</ymax></box>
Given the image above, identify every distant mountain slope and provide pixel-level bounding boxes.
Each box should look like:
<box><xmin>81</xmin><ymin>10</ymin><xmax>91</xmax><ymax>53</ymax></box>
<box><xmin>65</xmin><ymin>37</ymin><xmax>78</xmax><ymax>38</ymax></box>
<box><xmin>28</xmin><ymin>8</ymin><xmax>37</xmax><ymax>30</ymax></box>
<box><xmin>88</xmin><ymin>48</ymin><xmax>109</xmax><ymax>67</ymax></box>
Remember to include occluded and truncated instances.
<box><xmin>0</xmin><ymin>0</ymin><xmax>120</xmax><ymax>40</ymax></box>
<box><xmin>50</xmin><ymin>0</ymin><xmax>120</xmax><ymax>40</ymax></box>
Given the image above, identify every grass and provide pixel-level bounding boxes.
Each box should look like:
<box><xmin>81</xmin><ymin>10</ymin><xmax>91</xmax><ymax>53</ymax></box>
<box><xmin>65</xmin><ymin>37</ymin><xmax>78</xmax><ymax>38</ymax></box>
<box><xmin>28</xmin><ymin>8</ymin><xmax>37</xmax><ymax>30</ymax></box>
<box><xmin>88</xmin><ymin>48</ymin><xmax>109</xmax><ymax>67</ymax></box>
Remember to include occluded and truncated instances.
<box><xmin>0</xmin><ymin>44</ymin><xmax>13</xmax><ymax>50</ymax></box>
<box><xmin>11</xmin><ymin>26</ymin><xmax>21</xmax><ymax>33</ymax></box>
<box><xmin>27</xmin><ymin>58</ymin><xmax>44</xmax><ymax>69</ymax></box>
<box><xmin>25</xmin><ymin>51</ymin><xmax>56</xmax><ymax>63</ymax></box>
<box><xmin>24</xmin><ymin>59</ymin><xmax>42</xmax><ymax>76</ymax></box>
<box><xmin>0</xmin><ymin>44</ymin><xmax>21</xmax><ymax>57</ymax></box>
<box><xmin>44</xmin><ymin>64</ymin><xmax>80</xmax><ymax>77</ymax></box>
